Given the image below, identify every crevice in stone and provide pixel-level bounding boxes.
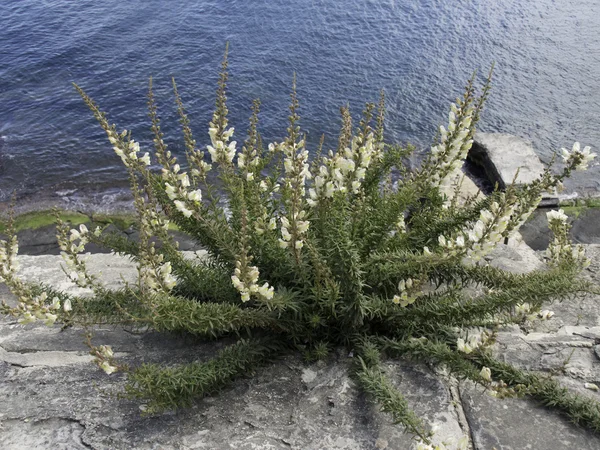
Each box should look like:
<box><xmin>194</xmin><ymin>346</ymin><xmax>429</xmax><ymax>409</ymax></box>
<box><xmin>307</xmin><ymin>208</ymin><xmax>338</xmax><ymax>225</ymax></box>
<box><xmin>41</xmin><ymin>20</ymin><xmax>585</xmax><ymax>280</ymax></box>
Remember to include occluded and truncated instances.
<box><xmin>279</xmin><ymin>437</ymin><xmax>292</xmax><ymax>447</ymax></box>
<box><xmin>0</xmin><ymin>416</ymin><xmax>95</xmax><ymax>449</ymax></box>
<box><xmin>56</xmin><ymin>417</ymin><xmax>94</xmax><ymax>450</ymax></box>
<box><xmin>0</xmin><ymin>345</ymin><xmax>26</xmax><ymax>368</ymax></box>
<box><xmin>3</xmin><ymin>361</ymin><xmax>26</xmax><ymax>368</ymax></box>
<box><xmin>448</xmin><ymin>377</ymin><xmax>475</xmax><ymax>450</ymax></box>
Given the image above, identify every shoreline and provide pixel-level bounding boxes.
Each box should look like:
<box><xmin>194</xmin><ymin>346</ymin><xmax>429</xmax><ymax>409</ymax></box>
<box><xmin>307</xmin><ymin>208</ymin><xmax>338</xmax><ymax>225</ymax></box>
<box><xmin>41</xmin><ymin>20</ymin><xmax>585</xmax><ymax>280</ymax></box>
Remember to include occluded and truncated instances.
<box><xmin>2</xmin><ymin>201</ymin><xmax>600</xmax><ymax>256</ymax></box>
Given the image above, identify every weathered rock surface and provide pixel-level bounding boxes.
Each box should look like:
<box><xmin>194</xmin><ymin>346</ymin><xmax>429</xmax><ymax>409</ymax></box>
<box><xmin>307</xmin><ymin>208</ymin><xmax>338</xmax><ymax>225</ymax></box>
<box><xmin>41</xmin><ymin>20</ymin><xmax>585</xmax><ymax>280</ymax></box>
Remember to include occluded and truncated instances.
<box><xmin>0</xmin><ymin>319</ymin><xmax>466</xmax><ymax>450</ymax></box>
<box><xmin>0</xmin><ymin>253</ymin><xmax>467</xmax><ymax>450</ymax></box>
<box><xmin>461</xmin><ymin>380</ymin><xmax>600</xmax><ymax>450</ymax></box>
<box><xmin>8</xmin><ymin>225</ymin><xmax>204</xmax><ymax>256</ymax></box>
<box><xmin>518</xmin><ymin>208</ymin><xmax>600</xmax><ymax>251</ymax></box>
<box><xmin>2</xmin><ymin>245</ymin><xmax>600</xmax><ymax>448</ymax></box>
<box><xmin>469</xmin><ymin>132</ymin><xmax>558</xmax><ymax>206</ymax></box>
<box><xmin>470</xmin><ymin>133</ymin><xmax>546</xmax><ymax>189</ymax></box>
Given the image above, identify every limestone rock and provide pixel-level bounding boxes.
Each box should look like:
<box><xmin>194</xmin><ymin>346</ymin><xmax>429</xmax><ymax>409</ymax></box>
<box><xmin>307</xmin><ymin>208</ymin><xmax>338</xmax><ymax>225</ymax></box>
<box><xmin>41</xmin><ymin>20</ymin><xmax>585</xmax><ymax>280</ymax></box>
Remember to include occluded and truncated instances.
<box><xmin>470</xmin><ymin>132</ymin><xmax>558</xmax><ymax>206</ymax></box>
<box><xmin>470</xmin><ymin>133</ymin><xmax>545</xmax><ymax>188</ymax></box>
<box><xmin>460</xmin><ymin>380</ymin><xmax>600</xmax><ymax>450</ymax></box>
<box><xmin>0</xmin><ymin>253</ymin><xmax>466</xmax><ymax>449</ymax></box>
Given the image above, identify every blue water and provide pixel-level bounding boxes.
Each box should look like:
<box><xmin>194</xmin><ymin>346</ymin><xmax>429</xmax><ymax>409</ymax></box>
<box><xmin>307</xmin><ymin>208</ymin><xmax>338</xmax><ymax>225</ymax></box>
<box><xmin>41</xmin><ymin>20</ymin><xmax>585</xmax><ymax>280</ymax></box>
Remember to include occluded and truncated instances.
<box><xmin>1</xmin><ymin>0</ymin><xmax>599</xmax><ymax>210</ymax></box>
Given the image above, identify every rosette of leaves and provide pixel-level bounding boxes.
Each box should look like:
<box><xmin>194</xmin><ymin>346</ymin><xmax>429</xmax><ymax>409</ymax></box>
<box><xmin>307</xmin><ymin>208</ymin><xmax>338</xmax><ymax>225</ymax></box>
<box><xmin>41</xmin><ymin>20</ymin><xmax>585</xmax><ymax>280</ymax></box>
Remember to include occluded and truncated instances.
<box><xmin>2</xmin><ymin>48</ymin><xmax>600</xmax><ymax>445</ymax></box>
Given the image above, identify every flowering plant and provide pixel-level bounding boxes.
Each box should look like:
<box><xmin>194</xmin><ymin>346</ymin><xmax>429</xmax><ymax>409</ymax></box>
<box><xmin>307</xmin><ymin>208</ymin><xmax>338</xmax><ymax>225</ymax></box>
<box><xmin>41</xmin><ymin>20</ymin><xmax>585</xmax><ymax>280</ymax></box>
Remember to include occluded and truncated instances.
<box><xmin>2</xmin><ymin>49</ymin><xmax>600</xmax><ymax>447</ymax></box>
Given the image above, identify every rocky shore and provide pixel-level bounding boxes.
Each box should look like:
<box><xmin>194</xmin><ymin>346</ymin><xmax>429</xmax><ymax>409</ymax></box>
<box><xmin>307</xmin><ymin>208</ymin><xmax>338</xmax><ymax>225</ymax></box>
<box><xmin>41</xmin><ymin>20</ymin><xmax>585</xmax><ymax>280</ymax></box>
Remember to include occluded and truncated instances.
<box><xmin>1</xmin><ymin>133</ymin><xmax>600</xmax><ymax>449</ymax></box>
<box><xmin>2</xmin><ymin>241</ymin><xmax>600</xmax><ymax>449</ymax></box>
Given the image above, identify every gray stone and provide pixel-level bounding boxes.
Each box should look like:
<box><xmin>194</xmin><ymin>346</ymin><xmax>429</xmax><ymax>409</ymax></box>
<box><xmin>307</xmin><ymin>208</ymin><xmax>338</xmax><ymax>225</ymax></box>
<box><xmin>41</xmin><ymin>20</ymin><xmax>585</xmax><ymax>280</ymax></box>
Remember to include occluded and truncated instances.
<box><xmin>455</xmin><ymin>173</ymin><xmax>485</xmax><ymax>206</ymax></box>
<box><xmin>0</xmin><ymin>346</ymin><xmax>93</xmax><ymax>367</ymax></box>
<box><xmin>470</xmin><ymin>133</ymin><xmax>546</xmax><ymax>189</ymax></box>
<box><xmin>0</xmin><ymin>253</ymin><xmax>467</xmax><ymax>449</ymax></box>
<box><xmin>3</xmin><ymin>250</ymin><xmax>206</xmax><ymax>299</ymax></box>
<box><xmin>3</xmin><ymin>231</ymin><xmax>600</xmax><ymax>448</ymax></box>
<box><xmin>0</xmin><ymin>334</ymin><xmax>465</xmax><ymax>449</ymax></box>
<box><xmin>469</xmin><ymin>133</ymin><xmax>558</xmax><ymax>205</ymax></box>
<box><xmin>484</xmin><ymin>233</ymin><xmax>544</xmax><ymax>273</ymax></box>
<box><xmin>460</xmin><ymin>380</ymin><xmax>600</xmax><ymax>450</ymax></box>
<box><xmin>519</xmin><ymin>208</ymin><xmax>600</xmax><ymax>251</ymax></box>
<box><xmin>0</xmin><ymin>418</ymin><xmax>90</xmax><ymax>450</ymax></box>
<box><xmin>9</xmin><ymin>223</ymin><xmax>203</xmax><ymax>256</ymax></box>
<box><xmin>570</xmin><ymin>208</ymin><xmax>600</xmax><ymax>245</ymax></box>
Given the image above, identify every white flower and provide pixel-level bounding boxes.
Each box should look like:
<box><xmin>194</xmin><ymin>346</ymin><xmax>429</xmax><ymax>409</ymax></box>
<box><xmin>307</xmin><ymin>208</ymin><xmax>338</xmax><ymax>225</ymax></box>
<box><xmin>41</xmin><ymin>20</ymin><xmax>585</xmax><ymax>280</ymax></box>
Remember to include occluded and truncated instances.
<box><xmin>281</xmin><ymin>227</ymin><xmax>292</xmax><ymax>241</ymax></box>
<box><xmin>18</xmin><ymin>312</ymin><xmax>36</xmax><ymax>325</ymax></box>
<box><xmin>480</xmin><ymin>209</ymin><xmax>494</xmax><ymax>224</ymax></box>
<box><xmin>231</xmin><ymin>275</ymin><xmax>244</xmax><ymax>291</ymax></box>
<box><xmin>44</xmin><ymin>313</ymin><xmax>58</xmax><ymax>326</ymax></box>
<box><xmin>457</xmin><ymin>338</ymin><xmax>472</xmax><ymax>354</ymax></box>
<box><xmin>268</xmin><ymin>218</ymin><xmax>277</xmax><ymax>230</ymax></box>
<box><xmin>188</xmin><ymin>189</ymin><xmax>202</xmax><ymax>202</ymax></box>
<box><xmin>295</xmin><ymin>240</ymin><xmax>304</xmax><ymax>250</ymax></box>
<box><xmin>561</xmin><ymin>142</ymin><xmax>597</xmax><ymax>170</ymax></box>
<box><xmin>257</xmin><ymin>283</ymin><xmax>274</xmax><ymax>300</ymax></box>
<box><xmin>398</xmin><ymin>279</ymin><xmax>406</xmax><ymax>291</ymax></box>
<box><xmin>165</xmin><ymin>183</ymin><xmax>177</xmax><ymax>200</ymax></box>
<box><xmin>248</xmin><ymin>266</ymin><xmax>260</xmax><ymax>283</ymax></box>
<box><xmin>223</xmin><ymin>127</ymin><xmax>235</xmax><ymax>140</ymax></box>
<box><xmin>139</xmin><ymin>152</ymin><xmax>151</xmax><ymax>166</ymax></box>
<box><xmin>178</xmin><ymin>173</ymin><xmax>190</xmax><ymax>188</ymax></box>
<box><xmin>99</xmin><ymin>361</ymin><xmax>118</xmax><ymax>375</ymax></box>
<box><xmin>324</xmin><ymin>182</ymin><xmax>334</xmax><ymax>198</ymax></box>
<box><xmin>174</xmin><ymin>200</ymin><xmax>193</xmax><ymax>218</ymax></box>
<box><xmin>480</xmin><ymin>366</ymin><xmax>492</xmax><ymax>382</ymax></box>
<box><xmin>297</xmin><ymin>220</ymin><xmax>310</xmax><ymax>234</ymax></box>
<box><xmin>539</xmin><ymin>310</ymin><xmax>554</xmax><ymax>320</ymax></box>
<box><xmin>208</xmin><ymin>127</ymin><xmax>218</xmax><ymax>142</ymax></box>
<box><xmin>515</xmin><ymin>303</ymin><xmax>531</xmax><ymax>316</ymax></box>
<box><xmin>63</xmin><ymin>299</ymin><xmax>72</xmax><ymax>312</ymax></box>
<box><xmin>392</xmin><ymin>293</ymin><xmax>412</xmax><ymax>307</ymax></box>
<box><xmin>584</xmin><ymin>383</ymin><xmax>599</xmax><ymax>392</ymax></box>
<box><xmin>98</xmin><ymin>345</ymin><xmax>114</xmax><ymax>358</ymax></box>
<box><xmin>546</xmin><ymin>209</ymin><xmax>568</xmax><ymax>223</ymax></box>
<box><xmin>577</xmin><ymin>145</ymin><xmax>596</xmax><ymax>170</ymax></box>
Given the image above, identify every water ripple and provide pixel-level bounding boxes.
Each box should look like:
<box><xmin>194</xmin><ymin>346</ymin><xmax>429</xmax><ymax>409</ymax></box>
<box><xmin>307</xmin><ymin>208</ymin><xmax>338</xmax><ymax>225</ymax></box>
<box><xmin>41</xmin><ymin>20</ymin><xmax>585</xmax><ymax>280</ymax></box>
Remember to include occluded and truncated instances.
<box><xmin>1</xmin><ymin>0</ymin><xmax>599</xmax><ymax>206</ymax></box>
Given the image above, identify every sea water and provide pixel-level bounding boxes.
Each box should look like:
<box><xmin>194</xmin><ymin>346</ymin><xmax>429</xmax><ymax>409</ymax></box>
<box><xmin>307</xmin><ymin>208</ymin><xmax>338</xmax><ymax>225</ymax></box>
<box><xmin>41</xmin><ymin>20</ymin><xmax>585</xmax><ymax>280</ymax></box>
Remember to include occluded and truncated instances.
<box><xmin>1</xmin><ymin>0</ymin><xmax>599</xmax><ymax>209</ymax></box>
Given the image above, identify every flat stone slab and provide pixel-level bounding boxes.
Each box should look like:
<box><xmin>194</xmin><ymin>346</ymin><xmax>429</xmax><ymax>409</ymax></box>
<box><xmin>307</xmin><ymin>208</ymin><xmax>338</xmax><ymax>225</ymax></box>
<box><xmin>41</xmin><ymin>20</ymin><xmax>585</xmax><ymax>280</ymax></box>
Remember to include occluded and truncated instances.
<box><xmin>470</xmin><ymin>133</ymin><xmax>558</xmax><ymax>205</ymax></box>
<box><xmin>0</xmin><ymin>323</ymin><xmax>465</xmax><ymax>450</ymax></box>
<box><xmin>461</xmin><ymin>380</ymin><xmax>600</xmax><ymax>450</ymax></box>
<box><xmin>0</xmin><ymin>253</ymin><xmax>466</xmax><ymax>449</ymax></box>
<box><xmin>3</xmin><ymin>242</ymin><xmax>600</xmax><ymax>448</ymax></box>
<box><xmin>455</xmin><ymin>173</ymin><xmax>485</xmax><ymax>206</ymax></box>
